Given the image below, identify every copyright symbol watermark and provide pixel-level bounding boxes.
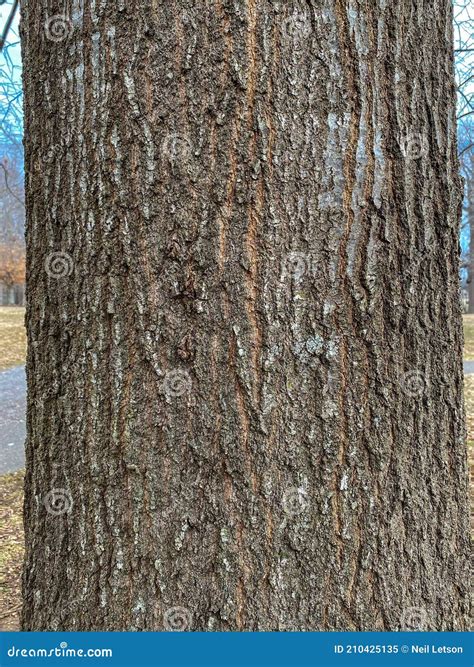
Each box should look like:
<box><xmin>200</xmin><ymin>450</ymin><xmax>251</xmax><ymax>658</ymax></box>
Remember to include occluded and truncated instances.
<box><xmin>282</xmin><ymin>9</ymin><xmax>312</xmax><ymax>48</ymax></box>
<box><xmin>282</xmin><ymin>487</ymin><xmax>309</xmax><ymax>516</ymax></box>
<box><xmin>162</xmin><ymin>369</ymin><xmax>192</xmax><ymax>399</ymax></box>
<box><xmin>400</xmin><ymin>132</ymin><xmax>429</xmax><ymax>160</ymax></box>
<box><xmin>163</xmin><ymin>606</ymin><xmax>192</xmax><ymax>631</ymax></box>
<box><xmin>281</xmin><ymin>252</ymin><xmax>315</xmax><ymax>281</ymax></box>
<box><xmin>44</xmin><ymin>15</ymin><xmax>73</xmax><ymax>42</ymax></box>
<box><xmin>400</xmin><ymin>606</ymin><xmax>429</xmax><ymax>631</ymax></box>
<box><xmin>400</xmin><ymin>370</ymin><xmax>426</xmax><ymax>398</ymax></box>
<box><xmin>162</xmin><ymin>132</ymin><xmax>192</xmax><ymax>164</ymax></box>
<box><xmin>45</xmin><ymin>251</ymin><xmax>74</xmax><ymax>278</ymax></box>
<box><xmin>43</xmin><ymin>488</ymin><xmax>73</xmax><ymax>516</ymax></box>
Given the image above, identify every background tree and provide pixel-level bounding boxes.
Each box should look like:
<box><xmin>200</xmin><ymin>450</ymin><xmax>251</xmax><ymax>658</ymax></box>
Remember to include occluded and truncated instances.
<box><xmin>0</xmin><ymin>239</ymin><xmax>25</xmax><ymax>287</ymax></box>
<box><xmin>453</xmin><ymin>0</ymin><xmax>474</xmax><ymax>309</ymax></box>
<box><xmin>0</xmin><ymin>1</ymin><xmax>25</xmax><ymax>303</ymax></box>
<box><xmin>460</xmin><ymin>126</ymin><xmax>474</xmax><ymax>309</ymax></box>
<box><xmin>21</xmin><ymin>0</ymin><xmax>470</xmax><ymax>631</ymax></box>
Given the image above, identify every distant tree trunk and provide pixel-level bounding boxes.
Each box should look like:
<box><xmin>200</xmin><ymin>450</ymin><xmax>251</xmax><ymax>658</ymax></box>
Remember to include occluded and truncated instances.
<box><xmin>467</xmin><ymin>174</ymin><xmax>474</xmax><ymax>312</ymax></box>
<box><xmin>21</xmin><ymin>0</ymin><xmax>470</xmax><ymax>631</ymax></box>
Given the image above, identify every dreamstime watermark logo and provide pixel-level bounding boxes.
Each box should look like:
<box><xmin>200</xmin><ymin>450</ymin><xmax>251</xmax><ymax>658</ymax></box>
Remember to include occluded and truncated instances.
<box><xmin>163</xmin><ymin>606</ymin><xmax>192</xmax><ymax>631</ymax></box>
<box><xmin>281</xmin><ymin>252</ymin><xmax>315</xmax><ymax>281</ymax></box>
<box><xmin>162</xmin><ymin>369</ymin><xmax>192</xmax><ymax>398</ymax></box>
<box><xmin>7</xmin><ymin>642</ymin><xmax>112</xmax><ymax>658</ymax></box>
<box><xmin>400</xmin><ymin>370</ymin><xmax>425</xmax><ymax>398</ymax></box>
<box><xmin>45</xmin><ymin>251</ymin><xmax>74</xmax><ymax>278</ymax></box>
<box><xmin>400</xmin><ymin>606</ymin><xmax>429</xmax><ymax>631</ymax></box>
<box><xmin>282</xmin><ymin>487</ymin><xmax>309</xmax><ymax>516</ymax></box>
<box><xmin>162</xmin><ymin>132</ymin><xmax>192</xmax><ymax>164</ymax></box>
<box><xmin>44</xmin><ymin>15</ymin><xmax>74</xmax><ymax>42</ymax></box>
<box><xmin>43</xmin><ymin>488</ymin><xmax>73</xmax><ymax>516</ymax></box>
<box><xmin>400</xmin><ymin>132</ymin><xmax>429</xmax><ymax>160</ymax></box>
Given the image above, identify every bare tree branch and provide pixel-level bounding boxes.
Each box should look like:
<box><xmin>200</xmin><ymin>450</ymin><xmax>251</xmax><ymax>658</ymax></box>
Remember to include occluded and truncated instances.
<box><xmin>0</xmin><ymin>160</ymin><xmax>24</xmax><ymax>205</ymax></box>
<box><xmin>0</xmin><ymin>0</ymin><xmax>18</xmax><ymax>52</ymax></box>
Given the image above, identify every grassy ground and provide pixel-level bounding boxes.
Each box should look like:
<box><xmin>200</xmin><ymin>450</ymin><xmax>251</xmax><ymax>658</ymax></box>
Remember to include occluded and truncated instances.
<box><xmin>465</xmin><ymin>379</ymin><xmax>474</xmax><ymax>440</ymax></box>
<box><xmin>463</xmin><ymin>314</ymin><xmax>474</xmax><ymax>361</ymax></box>
<box><xmin>0</xmin><ymin>307</ymin><xmax>26</xmax><ymax>371</ymax></box>
<box><xmin>0</xmin><ymin>312</ymin><xmax>472</xmax><ymax>630</ymax></box>
<box><xmin>0</xmin><ymin>470</ymin><xmax>23</xmax><ymax>630</ymax></box>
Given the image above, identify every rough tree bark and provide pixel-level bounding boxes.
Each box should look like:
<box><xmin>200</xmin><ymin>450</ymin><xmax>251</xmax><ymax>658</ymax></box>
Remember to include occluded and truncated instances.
<box><xmin>21</xmin><ymin>0</ymin><xmax>470</xmax><ymax>631</ymax></box>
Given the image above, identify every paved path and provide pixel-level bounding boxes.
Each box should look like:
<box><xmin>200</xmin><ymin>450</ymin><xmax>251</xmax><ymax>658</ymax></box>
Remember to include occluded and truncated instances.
<box><xmin>0</xmin><ymin>365</ymin><xmax>26</xmax><ymax>475</ymax></box>
<box><xmin>464</xmin><ymin>361</ymin><xmax>474</xmax><ymax>375</ymax></box>
<box><xmin>1</xmin><ymin>361</ymin><xmax>474</xmax><ymax>475</ymax></box>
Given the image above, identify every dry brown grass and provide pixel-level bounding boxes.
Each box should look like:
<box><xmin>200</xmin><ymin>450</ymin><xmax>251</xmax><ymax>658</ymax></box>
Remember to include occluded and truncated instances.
<box><xmin>0</xmin><ymin>470</ymin><xmax>23</xmax><ymax>630</ymax></box>
<box><xmin>0</xmin><ymin>307</ymin><xmax>26</xmax><ymax>371</ymax></box>
<box><xmin>463</xmin><ymin>314</ymin><xmax>474</xmax><ymax>361</ymax></box>
<box><xmin>465</xmin><ymin>376</ymin><xmax>474</xmax><ymax>441</ymax></box>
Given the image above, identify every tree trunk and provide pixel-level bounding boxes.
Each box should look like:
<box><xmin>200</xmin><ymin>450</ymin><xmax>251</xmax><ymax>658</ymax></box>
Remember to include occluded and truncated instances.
<box><xmin>21</xmin><ymin>0</ymin><xmax>470</xmax><ymax>631</ymax></box>
<box><xmin>467</xmin><ymin>174</ymin><xmax>474</xmax><ymax>312</ymax></box>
